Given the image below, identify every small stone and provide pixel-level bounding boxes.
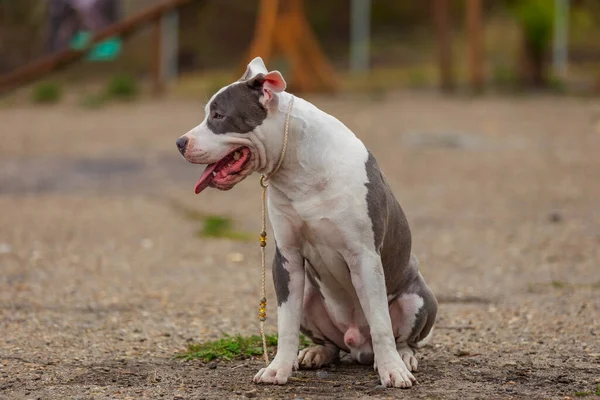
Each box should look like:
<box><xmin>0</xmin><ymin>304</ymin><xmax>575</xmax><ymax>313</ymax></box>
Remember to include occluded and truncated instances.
<box><xmin>244</xmin><ymin>389</ymin><xmax>257</xmax><ymax>398</ymax></box>
<box><xmin>316</xmin><ymin>370</ymin><xmax>329</xmax><ymax>379</ymax></box>
<box><xmin>173</xmin><ymin>396</ymin><xmax>185</xmax><ymax>400</ymax></box>
<box><xmin>235</xmin><ymin>391</ymin><xmax>242</xmax><ymax>395</ymax></box>
<box><xmin>207</xmin><ymin>362</ymin><xmax>217</xmax><ymax>369</ymax></box>
<box><xmin>226</xmin><ymin>252</ymin><xmax>245</xmax><ymax>263</ymax></box>
<box><xmin>548</xmin><ymin>212</ymin><xmax>562</xmax><ymax>223</ymax></box>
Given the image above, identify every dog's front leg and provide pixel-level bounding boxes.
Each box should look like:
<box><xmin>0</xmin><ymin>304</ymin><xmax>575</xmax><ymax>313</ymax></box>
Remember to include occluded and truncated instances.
<box><xmin>346</xmin><ymin>251</ymin><xmax>417</xmax><ymax>388</ymax></box>
<box><xmin>253</xmin><ymin>244</ymin><xmax>305</xmax><ymax>385</ymax></box>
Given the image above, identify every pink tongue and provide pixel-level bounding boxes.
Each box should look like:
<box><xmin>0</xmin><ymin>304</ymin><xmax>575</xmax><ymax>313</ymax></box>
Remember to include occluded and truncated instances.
<box><xmin>194</xmin><ymin>162</ymin><xmax>218</xmax><ymax>194</ymax></box>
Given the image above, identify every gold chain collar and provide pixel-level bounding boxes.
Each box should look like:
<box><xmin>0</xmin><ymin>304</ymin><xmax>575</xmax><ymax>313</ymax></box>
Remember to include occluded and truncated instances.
<box><xmin>257</xmin><ymin>95</ymin><xmax>294</xmax><ymax>365</ymax></box>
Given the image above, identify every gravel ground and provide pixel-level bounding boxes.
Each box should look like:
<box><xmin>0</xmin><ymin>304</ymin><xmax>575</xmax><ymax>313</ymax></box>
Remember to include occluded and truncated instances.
<box><xmin>1</xmin><ymin>91</ymin><xmax>599</xmax><ymax>399</ymax></box>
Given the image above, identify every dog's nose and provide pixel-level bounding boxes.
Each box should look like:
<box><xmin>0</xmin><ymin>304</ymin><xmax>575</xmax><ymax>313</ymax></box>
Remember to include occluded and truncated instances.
<box><xmin>176</xmin><ymin>137</ymin><xmax>189</xmax><ymax>155</ymax></box>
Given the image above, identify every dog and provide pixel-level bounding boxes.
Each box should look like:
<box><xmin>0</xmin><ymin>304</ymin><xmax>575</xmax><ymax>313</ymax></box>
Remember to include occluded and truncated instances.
<box><xmin>175</xmin><ymin>57</ymin><xmax>438</xmax><ymax>388</ymax></box>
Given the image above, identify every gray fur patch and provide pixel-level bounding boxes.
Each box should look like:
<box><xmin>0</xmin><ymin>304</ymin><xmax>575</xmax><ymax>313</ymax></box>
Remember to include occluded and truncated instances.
<box><xmin>272</xmin><ymin>244</ymin><xmax>290</xmax><ymax>306</ymax></box>
<box><xmin>305</xmin><ymin>260</ymin><xmax>325</xmax><ymax>299</ymax></box>
<box><xmin>364</xmin><ymin>150</ymin><xmax>414</xmax><ymax>294</ymax></box>
<box><xmin>207</xmin><ymin>74</ymin><xmax>268</xmax><ymax>134</ymax></box>
<box><xmin>300</xmin><ymin>326</ymin><xmax>326</xmax><ymax>346</ymax></box>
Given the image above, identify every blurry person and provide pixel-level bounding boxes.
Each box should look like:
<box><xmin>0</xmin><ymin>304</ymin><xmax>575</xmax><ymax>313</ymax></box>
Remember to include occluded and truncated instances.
<box><xmin>45</xmin><ymin>0</ymin><xmax>119</xmax><ymax>53</ymax></box>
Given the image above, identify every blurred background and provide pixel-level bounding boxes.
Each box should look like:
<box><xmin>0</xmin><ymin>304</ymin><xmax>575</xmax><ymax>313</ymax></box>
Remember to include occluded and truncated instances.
<box><xmin>2</xmin><ymin>0</ymin><xmax>600</xmax><ymax>98</ymax></box>
<box><xmin>1</xmin><ymin>1</ymin><xmax>599</xmax><ymax>399</ymax></box>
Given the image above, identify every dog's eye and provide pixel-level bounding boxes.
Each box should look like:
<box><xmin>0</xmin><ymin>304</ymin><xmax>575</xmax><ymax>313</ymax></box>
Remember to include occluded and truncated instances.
<box><xmin>212</xmin><ymin>111</ymin><xmax>224</xmax><ymax>120</ymax></box>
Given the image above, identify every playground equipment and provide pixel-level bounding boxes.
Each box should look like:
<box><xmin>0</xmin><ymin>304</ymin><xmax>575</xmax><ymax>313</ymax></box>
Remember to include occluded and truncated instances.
<box><xmin>0</xmin><ymin>0</ymin><xmax>577</xmax><ymax>96</ymax></box>
<box><xmin>0</xmin><ymin>0</ymin><xmax>194</xmax><ymax>95</ymax></box>
<box><xmin>0</xmin><ymin>0</ymin><xmax>339</xmax><ymax>96</ymax></box>
<box><xmin>240</xmin><ymin>0</ymin><xmax>337</xmax><ymax>93</ymax></box>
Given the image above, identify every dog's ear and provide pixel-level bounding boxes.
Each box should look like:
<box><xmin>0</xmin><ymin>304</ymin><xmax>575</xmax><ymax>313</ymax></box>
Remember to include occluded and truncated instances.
<box><xmin>248</xmin><ymin>71</ymin><xmax>287</xmax><ymax>105</ymax></box>
<box><xmin>263</xmin><ymin>70</ymin><xmax>286</xmax><ymax>93</ymax></box>
<box><xmin>240</xmin><ymin>57</ymin><xmax>269</xmax><ymax>81</ymax></box>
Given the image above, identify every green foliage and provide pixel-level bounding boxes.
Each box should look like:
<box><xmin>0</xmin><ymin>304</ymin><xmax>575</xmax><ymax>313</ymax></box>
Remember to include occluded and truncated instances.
<box><xmin>201</xmin><ymin>215</ymin><xmax>232</xmax><ymax>237</ymax></box>
<box><xmin>168</xmin><ymin>201</ymin><xmax>251</xmax><ymax>242</ymax></box>
<box><xmin>178</xmin><ymin>334</ymin><xmax>311</xmax><ymax>362</ymax></box>
<box><xmin>491</xmin><ymin>63</ymin><xmax>518</xmax><ymax>88</ymax></box>
<box><xmin>407</xmin><ymin>68</ymin><xmax>429</xmax><ymax>89</ymax></box>
<box><xmin>512</xmin><ymin>0</ymin><xmax>555</xmax><ymax>56</ymax></box>
<box><xmin>106</xmin><ymin>73</ymin><xmax>138</xmax><ymax>100</ymax></box>
<box><xmin>548</xmin><ymin>75</ymin><xmax>567</xmax><ymax>94</ymax></box>
<box><xmin>574</xmin><ymin>385</ymin><xmax>600</xmax><ymax>397</ymax></box>
<box><xmin>570</xmin><ymin>7</ymin><xmax>595</xmax><ymax>43</ymax></box>
<box><xmin>31</xmin><ymin>81</ymin><xmax>62</xmax><ymax>104</ymax></box>
<box><xmin>197</xmin><ymin>215</ymin><xmax>252</xmax><ymax>241</ymax></box>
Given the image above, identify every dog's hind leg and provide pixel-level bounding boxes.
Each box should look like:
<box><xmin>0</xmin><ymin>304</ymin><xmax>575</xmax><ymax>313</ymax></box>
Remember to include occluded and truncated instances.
<box><xmin>389</xmin><ymin>259</ymin><xmax>437</xmax><ymax>372</ymax></box>
<box><xmin>297</xmin><ymin>340</ymin><xmax>339</xmax><ymax>370</ymax></box>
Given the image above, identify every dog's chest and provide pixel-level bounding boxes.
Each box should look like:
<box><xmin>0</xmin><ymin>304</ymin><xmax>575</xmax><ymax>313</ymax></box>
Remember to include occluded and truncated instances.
<box><xmin>284</xmin><ymin>200</ymin><xmax>357</xmax><ymax>298</ymax></box>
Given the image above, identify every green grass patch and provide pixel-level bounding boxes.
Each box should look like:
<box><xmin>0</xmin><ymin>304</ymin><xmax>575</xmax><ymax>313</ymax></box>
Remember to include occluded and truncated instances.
<box><xmin>551</xmin><ymin>280</ymin><xmax>566</xmax><ymax>289</ymax></box>
<box><xmin>31</xmin><ymin>81</ymin><xmax>62</xmax><ymax>104</ymax></box>
<box><xmin>177</xmin><ymin>334</ymin><xmax>311</xmax><ymax>362</ymax></box>
<box><xmin>196</xmin><ymin>215</ymin><xmax>252</xmax><ymax>241</ymax></box>
<box><xmin>106</xmin><ymin>73</ymin><xmax>139</xmax><ymax>100</ymax></box>
<box><xmin>574</xmin><ymin>385</ymin><xmax>600</xmax><ymax>397</ymax></box>
<box><xmin>169</xmin><ymin>200</ymin><xmax>252</xmax><ymax>241</ymax></box>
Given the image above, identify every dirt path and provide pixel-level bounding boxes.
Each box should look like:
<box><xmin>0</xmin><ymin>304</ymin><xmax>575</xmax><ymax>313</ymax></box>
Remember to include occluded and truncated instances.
<box><xmin>1</xmin><ymin>92</ymin><xmax>599</xmax><ymax>399</ymax></box>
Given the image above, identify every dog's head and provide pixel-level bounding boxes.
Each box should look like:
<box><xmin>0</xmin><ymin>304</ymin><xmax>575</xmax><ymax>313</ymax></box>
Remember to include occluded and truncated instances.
<box><xmin>176</xmin><ymin>57</ymin><xmax>287</xmax><ymax>194</ymax></box>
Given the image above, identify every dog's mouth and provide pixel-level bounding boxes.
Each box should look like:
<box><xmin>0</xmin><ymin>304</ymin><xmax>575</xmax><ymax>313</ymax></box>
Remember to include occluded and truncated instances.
<box><xmin>195</xmin><ymin>147</ymin><xmax>251</xmax><ymax>194</ymax></box>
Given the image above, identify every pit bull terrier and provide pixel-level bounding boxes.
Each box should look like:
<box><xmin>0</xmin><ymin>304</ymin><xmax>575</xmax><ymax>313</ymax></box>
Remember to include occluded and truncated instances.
<box><xmin>175</xmin><ymin>57</ymin><xmax>438</xmax><ymax>388</ymax></box>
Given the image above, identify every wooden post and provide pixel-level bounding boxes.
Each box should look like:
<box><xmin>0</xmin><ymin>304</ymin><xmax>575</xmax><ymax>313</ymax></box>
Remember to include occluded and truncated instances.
<box><xmin>162</xmin><ymin>10</ymin><xmax>179</xmax><ymax>84</ymax></box>
<box><xmin>152</xmin><ymin>17</ymin><xmax>164</xmax><ymax>95</ymax></box>
<box><xmin>466</xmin><ymin>0</ymin><xmax>483</xmax><ymax>92</ymax></box>
<box><xmin>433</xmin><ymin>0</ymin><xmax>454</xmax><ymax>92</ymax></box>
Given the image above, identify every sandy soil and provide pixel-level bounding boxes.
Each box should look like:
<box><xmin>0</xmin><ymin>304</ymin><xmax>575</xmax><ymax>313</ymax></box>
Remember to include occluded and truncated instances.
<box><xmin>1</xmin><ymin>91</ymin><xmax>599</xmax><ymax>399</ymax></box>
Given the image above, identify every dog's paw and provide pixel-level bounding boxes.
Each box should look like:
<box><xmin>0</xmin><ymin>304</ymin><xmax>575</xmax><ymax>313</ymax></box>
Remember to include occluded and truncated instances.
<box><xmin>253</xmin><ymin>359</ymin><xmax>295</xmax><ymax>385</ymax></box>
<box><xmin>297</xmin><ymin>345</ymin><xmax>337</xmax><ymax>369</ymax></box>
<box><xmin>397</xmin><ymin>344</ymin><xmax>418</xmax><ymax>372</ymax></box>
<box><xmin>375</xmin><ymin>354</ymin><xmax>417</xmax><ymax>388</ymax></box>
